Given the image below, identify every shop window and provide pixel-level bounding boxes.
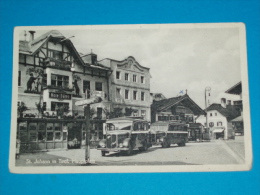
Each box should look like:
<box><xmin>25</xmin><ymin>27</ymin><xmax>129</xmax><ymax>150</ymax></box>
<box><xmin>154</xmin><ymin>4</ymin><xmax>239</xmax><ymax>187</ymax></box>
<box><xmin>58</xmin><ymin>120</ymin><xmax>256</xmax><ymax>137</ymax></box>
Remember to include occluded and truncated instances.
<box><xmin>54</xmin><ymin>123</ymin><xmax>61</xmax><ymax>131</ymax></box>
<box><xmin>95</xmin><ymin>82</ymin><xmax>102</xmax><ymax>91</ymax></box>
<box><xmin>46</xmin><ymin>132</ymin><xmax>54</xmax><ymax>141</ymax></box>
<box><xmin>19</xmin><ymin>122</ymin><xmax>27</xmax><ymax>131</ymax></box>
<box><xmin>133</xmin><ymin>75</ymin><xmax>137</xmax><ymax>82</ymax></box>
<box><xmin>38</xmin><ymin>123</ymin><xmax>45</xmax><ymax>131</ymax></box>
<box><xmin>20</xmin><ymin>132</ymin><xmax>28</xmax><ymax>142</ymax></box>
<box><xmin>125</xmin><ymin>73</ymin><xmax>129</xmax><ymax>81</ymax></box>
<box><xmin>28</xmin><ymin>123</ymin><xmax>37</xmax><ymax>131</ymax></box>
<box><xmin>141</xmin><ymin>92</ymin><xmax>145</xmax><ymax>101</ymax></box>
<box><xmin>29</xmin><ymin>132</ymin><xmax>37</xmax><ymax>141</ymax></box>
<box><xmin>140</xmin><ymin>76</ymin><xmax>144</xmax><ymax>84</ymax></box>
<box><xmin>133</xmin><ymin>91</ymin><xmax>137</xmax><ymax>100</ymax></box>
<box><xmin>38</xmin><ymin>132</ymin><xmax>45</xmax><ymax>141</ymax></box>
<box><xmin>116</xmin><ymin>71</ymin><xmax>121</xmax><ymax>79</ymax></box>
<box><xmin>46</xmin><ymin>123</ymin><xmax>53</xmax><ymax>131</ymax></box>
<box><xmin>51</xmin><ymin>74</ymin><xmax>69</xmax><ymax>88</ymax></box>
<box><xmin>18</xmin><ymin>71</ymin><xmax>21</xmax><ymax>86</ymax></box>
<box><xmin>125</xmin><ymin>89</ymin><xmax>129</xmax><ymax>99</ymax></box>
<box><xmin>55</xmin><ymin>132</ymin><xmax>62</xmax><ymax>141</ymax></box>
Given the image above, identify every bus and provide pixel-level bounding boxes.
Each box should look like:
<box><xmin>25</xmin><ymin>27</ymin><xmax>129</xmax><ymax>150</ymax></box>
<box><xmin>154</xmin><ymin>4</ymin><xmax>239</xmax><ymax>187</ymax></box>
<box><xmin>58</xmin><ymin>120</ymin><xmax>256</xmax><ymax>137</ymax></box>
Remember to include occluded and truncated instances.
<box><xmin>150</xmin><ymin>121</ymin><xmax>188</xmax><ymax>147</ymax></box>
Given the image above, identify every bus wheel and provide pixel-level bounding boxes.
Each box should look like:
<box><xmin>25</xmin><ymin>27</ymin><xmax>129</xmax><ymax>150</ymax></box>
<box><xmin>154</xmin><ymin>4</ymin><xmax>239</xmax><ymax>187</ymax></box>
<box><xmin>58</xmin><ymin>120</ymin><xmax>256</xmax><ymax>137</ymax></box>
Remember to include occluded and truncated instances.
<box><xmin>101</xmin><ymin>151</ymin><xmax>106</xmax><ymax>156</ymax></box>
<box><xmin>162</xmin><ymin>140</ymin><xmax>168</xmax><ymax>148</ymax></box>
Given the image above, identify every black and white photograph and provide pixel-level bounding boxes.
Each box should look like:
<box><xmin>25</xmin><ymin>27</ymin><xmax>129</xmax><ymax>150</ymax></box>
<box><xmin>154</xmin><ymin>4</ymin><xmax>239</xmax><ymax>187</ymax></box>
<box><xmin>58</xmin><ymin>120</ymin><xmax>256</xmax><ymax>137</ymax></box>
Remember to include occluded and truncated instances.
<box><xmin>9</xmin><ymin>23</ymin><xmax>252</xmax><ymax>173</ymax></box>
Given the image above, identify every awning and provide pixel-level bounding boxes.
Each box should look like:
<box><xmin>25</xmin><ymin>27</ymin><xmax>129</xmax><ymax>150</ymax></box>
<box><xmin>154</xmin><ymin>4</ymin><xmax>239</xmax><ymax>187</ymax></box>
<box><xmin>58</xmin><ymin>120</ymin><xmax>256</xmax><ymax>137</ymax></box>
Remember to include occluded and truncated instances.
<box><xmin>212</xmin><ymin>128</ymin><xmax>224</xmax><ymax>133</ymax></box>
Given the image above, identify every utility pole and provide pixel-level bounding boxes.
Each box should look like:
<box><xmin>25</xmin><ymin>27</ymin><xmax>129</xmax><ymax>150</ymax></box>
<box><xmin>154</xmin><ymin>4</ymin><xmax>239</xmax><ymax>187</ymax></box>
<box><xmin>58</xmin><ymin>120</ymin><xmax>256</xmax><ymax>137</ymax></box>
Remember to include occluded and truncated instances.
<box><xmin>205</xmin><ymin>87</ymin><xmax>211</xmax><ymax>138</ymax></box>
<box><xmin>84</xmin><ymin>104</ymin><xmax>91</xmax><ymax>163</ymax></box>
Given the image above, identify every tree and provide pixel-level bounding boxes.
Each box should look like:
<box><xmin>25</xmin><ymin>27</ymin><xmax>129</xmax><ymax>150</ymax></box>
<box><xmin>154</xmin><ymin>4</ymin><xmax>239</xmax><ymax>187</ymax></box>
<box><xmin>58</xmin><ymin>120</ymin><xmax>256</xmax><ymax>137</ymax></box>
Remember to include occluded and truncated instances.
<box><xmin>18</xmin><ymin>102</ymin><xmax>29</xmax><ymax>118</ymax></box>
<box><xmin>109</xmin><ymin>108</ymin><xmax>123</xmax><ymax>119</ymax></box>
<box><xmin>125</xmin><ymin>107</ymin><xmax>134</xmax><ymax>116</ymax></box>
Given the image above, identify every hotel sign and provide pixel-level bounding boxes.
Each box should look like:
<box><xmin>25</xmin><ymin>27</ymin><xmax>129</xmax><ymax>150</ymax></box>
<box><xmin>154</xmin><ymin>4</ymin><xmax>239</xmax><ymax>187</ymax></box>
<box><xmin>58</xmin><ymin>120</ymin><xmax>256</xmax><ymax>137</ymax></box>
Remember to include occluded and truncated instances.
<box><xmin>49</xmin><ymin>92</ymin><xmax>71</xmax><ymax>100</ymax></box>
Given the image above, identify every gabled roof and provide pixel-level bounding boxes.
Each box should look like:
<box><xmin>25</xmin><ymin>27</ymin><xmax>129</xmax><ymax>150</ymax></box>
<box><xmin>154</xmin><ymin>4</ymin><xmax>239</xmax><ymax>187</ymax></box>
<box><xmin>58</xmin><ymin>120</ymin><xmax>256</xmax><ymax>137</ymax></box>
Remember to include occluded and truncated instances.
<box><xmin>206</xmin><ymin>103</ymin><xmax>240</xmax><ymax>121</ymax></box>
<box><xmin>19</xmin><ymin>30</ymin><xmax>85</xmax><ymax>66</ymax></box>
<box><xmin>151</xmin><ymin>94</ymin><xmax>205</xmax><ymax>115</ymax></box>
<box><xmin>225</xmin><ymin>81</ymin><xmax>242</xmax><ymax>95</ymax></box>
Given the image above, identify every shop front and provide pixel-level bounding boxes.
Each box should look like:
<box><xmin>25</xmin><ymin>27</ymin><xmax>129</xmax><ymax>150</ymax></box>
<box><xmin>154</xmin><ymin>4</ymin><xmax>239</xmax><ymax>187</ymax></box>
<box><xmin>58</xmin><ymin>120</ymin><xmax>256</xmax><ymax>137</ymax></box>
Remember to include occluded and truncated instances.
<box><xmin>17</xmin><ymin>118</ymin><xmax>105</xmax><ymax>153</ymax></box>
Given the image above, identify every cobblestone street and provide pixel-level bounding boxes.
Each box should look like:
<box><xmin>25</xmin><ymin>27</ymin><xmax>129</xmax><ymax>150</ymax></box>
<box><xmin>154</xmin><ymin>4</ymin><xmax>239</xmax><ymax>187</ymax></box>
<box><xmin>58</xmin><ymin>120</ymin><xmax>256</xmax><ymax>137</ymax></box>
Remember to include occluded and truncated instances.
<box><xmin>15</xmin><ymin>136</ymin><xmax>245</xmax><ymax>166</ymax></box>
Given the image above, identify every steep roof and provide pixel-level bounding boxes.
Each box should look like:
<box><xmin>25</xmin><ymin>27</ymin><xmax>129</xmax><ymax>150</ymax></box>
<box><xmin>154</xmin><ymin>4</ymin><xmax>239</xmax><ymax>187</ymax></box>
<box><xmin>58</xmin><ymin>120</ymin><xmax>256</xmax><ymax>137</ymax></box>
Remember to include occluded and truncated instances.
<box><xmin>19</xmin><ymin>30</ymin><xmax>85</xmax><ymax>66</ymax></box>
<box><xmin>225</xmin><ymin>81</ymin><xmax>242</xmax><ymax>95</ymax></box>
<box><xmin>206</xmin><ymin>103</ymin><xmax>240</xmax><ymax>121</ymax></box>
<box><xmin>151</xmin><ymin>94</ymin><xmax>205</xmax><ymax>115</ymax></box>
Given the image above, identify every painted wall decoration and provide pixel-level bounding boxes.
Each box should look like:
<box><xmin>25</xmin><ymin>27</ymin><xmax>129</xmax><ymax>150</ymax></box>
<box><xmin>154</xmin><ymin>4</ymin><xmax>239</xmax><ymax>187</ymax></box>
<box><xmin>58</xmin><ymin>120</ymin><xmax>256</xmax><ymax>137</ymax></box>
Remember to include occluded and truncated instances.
<box><xmin>25</xmin><ymin>68</ymin><xmax>44</xmax><ymax>93</ymax></box>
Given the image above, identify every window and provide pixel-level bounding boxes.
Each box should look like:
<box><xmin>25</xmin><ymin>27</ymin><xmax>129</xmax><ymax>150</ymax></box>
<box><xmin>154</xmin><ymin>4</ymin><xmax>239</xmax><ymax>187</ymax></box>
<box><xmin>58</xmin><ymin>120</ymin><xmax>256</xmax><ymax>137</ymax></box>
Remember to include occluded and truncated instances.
<box><xmin>51</xmin><ymin>102</ymin><xmax>69</xmax><ymax>111</ymax></box>
<box><xmin>47</xmin><ymin>132</ymin><xmax>54</xmax><ymax>141</ymax></box>
<box><xmin>210</xmin><ymin>113</ymin><xmax>212</xmax><ymax>117</ymax></box>
<box><xmin>83</xmin><ymin>80</ymin><xmax>90</xmax><ymax>98</ymax></box>
<box><xmin>209</xmin><ymin>122</ymin><xmax>214</xmax><ymax>127</ymax></box>
<box><xmin>95</xmin><ymin>82</ymin><xmax>102</xmax><ymax>91</ymax></box>
<box><xmin>133</xmin><ymin>91</ymin><xmax>137</xmax><ymax>100</ymax></box>
<box><xmin>42</xmin><ymin>74</ymin><xmax>47</xmax><ymax>87</ymax></box>
<box><xmin>133</xmin><ymin>110</ymin><xmax>138</xmax><ymax>116</ymax></box>
<box><xmin>227</xmin><ymin>100</ymin><xmax>231</xmax><ymax>105</ymax></box>
<box><xmin>141</xmin><ymin>92</ymin><xmax>145</xmax><ymax>101</ymax></box>
<box><xmin>133</xmin><ymin>75</ymin><xmax>137</xmax><ymax>82</ymax></box>
<box><xmin>51</xmin><ymin>74</ymin><xmax>69</xmax><ymax>88</ymax></box>
<box><xmin>49</xmin><ymin>50</ymin><xmax>63</xmax><ymax>60</ymax></box>
<box><xmin>116</xmin><ymin>88</ymin><xmax>121</xmax><ymax>98</ymax></box>
<box><xmin>140</xmin><ymin>76</ymin><xmax>144</xmax><ymax>84</ymax></box>
<box><xmin>97</xmin><ymin>107</ymin><xmax>102</xmax><ymax>119</ymax></box>
<box><xmin>215</xmin><ymin>113</ymin><xmax>217</xmax><ymax>116</ymax></box>
<box><xmin>217</xmin><ymin>122</ymin><xmax>223</xmax><ymax>126</ymax></box>
<box><xmin>125</xmin><ymin>89</ymin><xmax>129</xmax><ymax>99</ymax></box>
<box><xmin>116</xmin><ymin>71</ymin><xmax>121</xmax><ymax>79</ymax></box>
<box><xmin>125</xmin><ymin>73</ymin><xmax>129</xmax><ymax>81</ymax></box>
<box><xmin>18</xmin><ymin>71</ymin><xmax>21</xmax><ymax>86</ymax></box>
<box><xmin>141</xmin><ymin>110</ymin><xmax>146</xmax><ymax>116</ymax></box>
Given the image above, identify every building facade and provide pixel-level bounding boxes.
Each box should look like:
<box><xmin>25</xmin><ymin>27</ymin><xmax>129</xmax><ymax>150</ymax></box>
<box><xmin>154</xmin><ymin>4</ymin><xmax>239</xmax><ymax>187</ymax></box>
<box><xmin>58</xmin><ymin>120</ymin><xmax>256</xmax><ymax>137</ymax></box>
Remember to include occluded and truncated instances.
<box><xmin>17</xmin><ymin>30</ymin><xmax>110</xmax><ymax>151</ymax></box>
<box><xmin>99</xmin><ymin>56</ymin><xmax>152</xmax><ymax>121</ymax></box>
<box><xmin>196</xmin><ymin>82</ymin><xmax>242</xmax><ymax>139</ymax></box>
<box><xmin>151</xmin><ymin>94</ymin><xmax>206</xmax><ymax>140</ymax></box>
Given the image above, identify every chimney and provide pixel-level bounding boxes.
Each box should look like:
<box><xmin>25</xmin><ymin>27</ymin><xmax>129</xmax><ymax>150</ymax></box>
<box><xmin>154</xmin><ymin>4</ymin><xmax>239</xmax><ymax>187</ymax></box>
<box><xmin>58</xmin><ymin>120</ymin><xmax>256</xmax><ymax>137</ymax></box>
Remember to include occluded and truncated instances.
<box><xmin>29</xmin><ymin>31</ymin><xmax>36</xmax><ymax>42</ymax></box>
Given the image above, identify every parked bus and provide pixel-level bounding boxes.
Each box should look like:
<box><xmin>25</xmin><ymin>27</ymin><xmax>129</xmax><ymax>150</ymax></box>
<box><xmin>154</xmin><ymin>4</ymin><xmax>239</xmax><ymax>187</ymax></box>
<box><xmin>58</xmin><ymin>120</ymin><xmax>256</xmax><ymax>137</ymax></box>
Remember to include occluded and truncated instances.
<box><xmin>150</xmin><ymin>121</ymin><xmax>188</xmax><ymax>147</ymax></box>
<box><xmin>97</xmin><ymin>117</ymin><xmax>151</xmax><ymax>156</ymax></box>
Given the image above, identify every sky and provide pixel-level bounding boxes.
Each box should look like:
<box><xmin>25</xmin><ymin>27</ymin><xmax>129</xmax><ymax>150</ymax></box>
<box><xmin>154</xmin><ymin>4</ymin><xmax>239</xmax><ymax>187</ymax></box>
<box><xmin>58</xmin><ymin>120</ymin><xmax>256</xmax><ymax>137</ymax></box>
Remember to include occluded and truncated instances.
<box><xmin>19</xmin><ymin>25</ymin><xmax>242</xmax><ymax>109</ymax></box>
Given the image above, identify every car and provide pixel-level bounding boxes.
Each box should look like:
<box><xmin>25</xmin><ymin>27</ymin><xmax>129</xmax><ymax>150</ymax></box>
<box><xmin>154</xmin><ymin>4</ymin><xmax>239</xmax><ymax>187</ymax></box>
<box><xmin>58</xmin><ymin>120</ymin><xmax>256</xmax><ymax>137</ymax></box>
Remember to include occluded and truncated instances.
<box><xmin>150</xmin><ymin>121</ymin><xmax>188</xmax><ymax>148</ymax></box>
<box><xmin>97</xmin><ymin>117</ymin><xmax>151</xmax><ymax>156</ymax></box>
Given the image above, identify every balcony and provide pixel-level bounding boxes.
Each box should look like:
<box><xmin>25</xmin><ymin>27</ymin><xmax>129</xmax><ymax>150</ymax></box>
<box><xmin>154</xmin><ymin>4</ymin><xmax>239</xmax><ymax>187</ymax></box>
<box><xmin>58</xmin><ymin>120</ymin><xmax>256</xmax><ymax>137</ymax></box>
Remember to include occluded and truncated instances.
<box><xmin>43</xmin><ymin>85</ymin><xmax>74</xmax><ymax>92</ymax></box>
<box><xmin>43</xmin><ymin>58</ymin><xmax>72</xmax><ymax>71</ymax></box>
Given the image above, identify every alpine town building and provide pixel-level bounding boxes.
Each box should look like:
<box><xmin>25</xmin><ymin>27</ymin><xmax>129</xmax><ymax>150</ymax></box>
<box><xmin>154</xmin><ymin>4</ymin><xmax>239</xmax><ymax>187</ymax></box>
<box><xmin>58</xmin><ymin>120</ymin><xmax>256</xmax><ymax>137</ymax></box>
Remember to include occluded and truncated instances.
<box><xmin>99</xmin><ymin>56</ymin><xmax>152</xmax><ymax>121</ymax></box>
<box><xmin>17</xmin><ymin>30</ymin><xmax>110</xmax><ymax>151</ymax></box>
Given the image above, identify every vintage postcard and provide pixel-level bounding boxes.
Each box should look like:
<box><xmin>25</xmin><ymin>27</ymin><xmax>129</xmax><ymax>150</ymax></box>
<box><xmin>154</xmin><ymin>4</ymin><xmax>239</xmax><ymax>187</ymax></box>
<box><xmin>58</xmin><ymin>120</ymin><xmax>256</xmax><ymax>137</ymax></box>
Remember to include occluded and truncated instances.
<box><xmin>9</xmin><ymin>23</ymin><xmax>252</xmax><ymax>173</ymax></box>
